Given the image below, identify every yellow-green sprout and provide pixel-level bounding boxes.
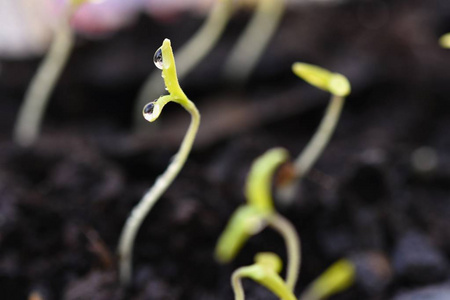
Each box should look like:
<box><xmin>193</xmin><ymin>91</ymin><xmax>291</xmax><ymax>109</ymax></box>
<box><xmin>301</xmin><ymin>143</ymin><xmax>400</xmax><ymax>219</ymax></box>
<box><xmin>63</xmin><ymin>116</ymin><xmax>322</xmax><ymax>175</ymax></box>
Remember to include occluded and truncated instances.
<box><xmin>277</xmin><ymin>63</ymin><xmax>351</xmax><ymax>202</ymax></box>
<box><xmin>440</xmin><ymin>33</ymin><xmax>450</xmax><ymax>49</ymax></box>
<box><xmin>12</xmin><ymin>0</ymin><xmax>97</xmax><ymax>147</ymax></box>
<box><xmin>216</xmin><ymin>148</ymin><xmax>301</xmax><ymax>290</ymax></box>
<box><xmin>246</xmin><ymin>148</ymin><xmax>289</xmax><ymax>212</ymax></box>
<box><xmin>300</xmin><ymin>259</ymin><xmax>356</xmax><ymax>300</ymax></box>
<box><xmin>118</xmin><ymin>39</ymin><xmax>200</xmax><ymax>286</ymax></box>
<box><xmin>292</xmin><ymin>63</ymin><xmax>350</xmax><ymax>97</ymax></box>
<box><xmin>223</xmin><ymin>0</ymin><xmax>286</xmax><ymax>82</ymax></box>
<box><xmin>134</xmin><ymin>0</ymin><xmax>235</xmax><ymax>127</ymax></box>
<box><xmin>215</xmin><ymin>205</ymin><xmax>269</xmax><ymax>264</ymax></box>
<box><xmin>232</xmin><ymin>252</ymin><xmax>297</xmax><ymax>300</ymax></box>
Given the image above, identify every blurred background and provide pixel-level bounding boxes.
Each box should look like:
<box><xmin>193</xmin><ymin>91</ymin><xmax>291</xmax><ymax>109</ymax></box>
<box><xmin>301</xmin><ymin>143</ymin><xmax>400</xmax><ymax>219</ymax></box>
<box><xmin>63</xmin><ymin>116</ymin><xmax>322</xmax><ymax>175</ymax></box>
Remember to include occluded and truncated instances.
<box><xmin>1</xmin><ymin>0</ymin><xmax>450</xmax><ymax>299</ymax></box>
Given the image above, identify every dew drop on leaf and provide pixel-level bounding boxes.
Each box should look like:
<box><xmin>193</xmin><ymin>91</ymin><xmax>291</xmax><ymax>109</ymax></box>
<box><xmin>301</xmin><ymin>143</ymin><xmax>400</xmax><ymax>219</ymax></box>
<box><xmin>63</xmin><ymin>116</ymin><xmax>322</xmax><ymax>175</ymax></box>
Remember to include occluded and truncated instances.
<box><xmin>153</xmin><ymin>47</ymin><xmax>163</xmax><ymax>69</ymax></box>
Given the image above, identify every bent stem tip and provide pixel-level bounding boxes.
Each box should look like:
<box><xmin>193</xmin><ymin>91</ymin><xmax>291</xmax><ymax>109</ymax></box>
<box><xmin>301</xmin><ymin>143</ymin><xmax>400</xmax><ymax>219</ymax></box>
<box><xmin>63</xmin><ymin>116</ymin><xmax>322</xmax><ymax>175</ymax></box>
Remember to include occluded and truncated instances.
<box><xmin>232</xmin><ymin>252</ymin><xmax>297</xmax><ymax>300</ymax></box>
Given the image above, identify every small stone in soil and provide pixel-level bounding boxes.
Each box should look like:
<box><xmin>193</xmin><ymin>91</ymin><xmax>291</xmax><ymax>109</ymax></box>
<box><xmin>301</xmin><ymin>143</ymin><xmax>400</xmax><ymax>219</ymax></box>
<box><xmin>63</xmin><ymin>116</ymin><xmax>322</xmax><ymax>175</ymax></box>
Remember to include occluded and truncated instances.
<box><xmin>393</xmin><ymin>282</ymin><xmax>450</xmax><ymax>300</ymax></box>
<box><xmin>351</xmin><ymin>251</ymin><xmax>393</xmax><ymax>295</ymax></box>
<box><xmin>392</xmin><ymin>231</ymin><xmax>448</xmax><ymax>284</ymax></box>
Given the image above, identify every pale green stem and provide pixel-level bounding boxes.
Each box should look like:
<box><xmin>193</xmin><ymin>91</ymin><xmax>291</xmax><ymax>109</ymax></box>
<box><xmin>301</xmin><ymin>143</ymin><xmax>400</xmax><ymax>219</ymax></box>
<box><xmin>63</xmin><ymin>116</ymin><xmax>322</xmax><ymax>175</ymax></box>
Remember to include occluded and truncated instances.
<box><xmin>118</xmin><ymin>99</ymin><xmax>200</xmax><ymax>285</ymax></box>
<box><xmin>277</xmin><ymin>95</ymin><xmax>345</xmax><ymax>201</ymax></box>
<box><xmin>294</xmin><ymin>95</ymin><xmax>344</xmax><ymax>177</ymax></box>
<box><xmin>267</xmin><ymin>213</ymin><xmax>301</xmax><ymax>291</ymax></box>
<box><xmin>134</xmin><ymin>0</ymin><xmax>234</xmax><ymax>128</ymax></box>
<box><xmin>232</xmin><ymin>270</ymin><xmax>246</xmax><ymax>300</ymax></box>
<box><xmin>13</xmin><ymin>11</ymin><xmax>74</xmax><ymax>146</ymax></box>
<box><xmin>223</xmin><ymin>0</ymin><xmax>286</xmax><ymax>82</ymax></box>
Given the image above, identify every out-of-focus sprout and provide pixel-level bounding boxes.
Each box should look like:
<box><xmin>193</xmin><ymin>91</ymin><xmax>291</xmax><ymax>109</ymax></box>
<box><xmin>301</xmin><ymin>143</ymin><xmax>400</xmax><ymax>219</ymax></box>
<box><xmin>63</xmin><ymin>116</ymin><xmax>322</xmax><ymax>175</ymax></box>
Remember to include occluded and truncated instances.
<box><xmin>134</xmin><ymin>0</ymin><xmax>235</xmax><ymax>128</ymax></box>
<box><xmin>12</xmin><ymin>0</ymin><xmax>99</xmax><ymax>147</ymax></box>
<box><xmin>223</xmin><ymin>0</ymin><xmax>286</xmax><ymax>82</ymax></box>
<box><xmin>232</xmin><ymin>252</ymin><xmax>297</xmax><ymax>300</ymax></box>
<box><xmin>299</xmin><ymin>259</ymin><xmax>356</xmax><ymax>300</ymax></box>
<box><xmin>118</xmin><ymin>39</ymin><xmax>200</xmax><ymax>286</ymax></box>
<box><xmin>440</xmin><ymin>33</ymin><xmax>450</xmax><ymax>49</ymax></box>
<box><xmin>216</xmin><ymin>148</ymin><xmax>301</xmax><ymax>290</ymax></box>
<box><xmin>276</xmin><ymin>62</ymin><xmax>351</xmax><ymax>203</ymax></box>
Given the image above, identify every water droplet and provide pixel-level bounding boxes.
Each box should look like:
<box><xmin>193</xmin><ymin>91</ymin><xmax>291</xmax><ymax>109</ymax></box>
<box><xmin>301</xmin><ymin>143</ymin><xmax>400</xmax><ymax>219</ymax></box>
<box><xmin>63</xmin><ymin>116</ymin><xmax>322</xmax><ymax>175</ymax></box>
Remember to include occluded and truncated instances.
<box><xmin>143</xmin><ymin>100</ymin><xmax>158</xmax><ymax>121</ymax></box>
<box><xmin>153</xmin><ymin>47</ymin><xmax>163</xmax><ymax>69</ymax></box>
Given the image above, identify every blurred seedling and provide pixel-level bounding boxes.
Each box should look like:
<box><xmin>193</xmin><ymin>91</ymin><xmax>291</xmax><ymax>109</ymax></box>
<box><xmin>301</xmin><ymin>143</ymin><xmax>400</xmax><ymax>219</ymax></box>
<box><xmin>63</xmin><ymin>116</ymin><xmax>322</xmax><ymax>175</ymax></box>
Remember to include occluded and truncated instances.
<box><xmin>216</xmin><ymin>148</ymin><xmax>301</xmax><ymax>290</ymax></box>
<box><xmin>223</xmin><ymin>0</ymin><xmax>286</xmax><ymax>83</ymax></box>
<box><xmin>232</xmin><ymin>252</ymin><xmax>297</xmax><ymax>300</ymax></box>
<box><xmin>232</xmin><ymin>255</ymin><xmax>356</xmax><ymax>300</ymax></box>
<box><xmin>276</xmin><ymin>63</ymin><xmax>351</xmax><ymax>203</ymax></box>
<box><xmin>118</xmin><ymin>39</ymin><xmax>200</xmax><ymax>286</ymax></box>
<box><xmin>299</xmin><ymin>259</ymin><xmax>356</xmax><ymax>300</ymax></box>
<box><xmin>134</xmin><ymin>0</ymin><xmax>235</xmax><ymax>127</ymax></box>
<box><xmin>134</xmin><ymin>0</ymin><xmax>287</xmax><ymax>126</ymax></box>
<box><xmin>13</xmin><ymin>0</ymin><xmax>101</xmax><ymax>147</ymax></box>
<box><xmin>440</xmin><ymin>33</ymin><xmax>450</xmax><ymax>48</ymax></box>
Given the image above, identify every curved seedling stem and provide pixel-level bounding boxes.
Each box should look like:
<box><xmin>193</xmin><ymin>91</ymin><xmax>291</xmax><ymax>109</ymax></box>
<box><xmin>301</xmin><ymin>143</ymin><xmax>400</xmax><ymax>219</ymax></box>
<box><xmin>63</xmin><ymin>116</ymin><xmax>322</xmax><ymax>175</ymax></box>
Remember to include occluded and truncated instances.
<box><xmin>277</xmin><ymin>63</ymin><xmax>351</xmax><ymax>202</ymax></box>
<box><xmin>118</xmin><ymin>39</ymin><xmax>200</xmax><ymax>286</ymax></box>
<box><xmin>13</xmin><ymin>9</ymin><xmax>75</xmax><ymax>146</ymax></box>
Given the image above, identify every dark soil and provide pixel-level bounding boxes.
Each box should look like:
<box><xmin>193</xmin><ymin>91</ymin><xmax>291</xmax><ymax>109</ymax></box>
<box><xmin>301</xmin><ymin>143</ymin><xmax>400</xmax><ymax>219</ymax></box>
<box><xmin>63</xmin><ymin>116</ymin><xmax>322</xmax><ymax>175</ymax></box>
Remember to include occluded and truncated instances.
<box><xmin>1</xmin><ymin>0</ymin><xmax>450</xmax><ymax>299</ymax></box>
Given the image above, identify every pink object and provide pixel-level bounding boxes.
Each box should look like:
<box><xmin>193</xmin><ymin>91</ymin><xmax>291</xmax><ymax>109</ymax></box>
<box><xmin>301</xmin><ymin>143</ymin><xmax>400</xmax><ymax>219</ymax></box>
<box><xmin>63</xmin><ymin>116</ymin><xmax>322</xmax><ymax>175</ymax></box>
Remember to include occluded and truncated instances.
<box><xmin>70</xmin><ymin>0</ymin><xmax>144</xmax><ymax>35</ymax></box>
<box><xmin>0</xmin><ymin>0</ymin><xmax>215</xmax><ymax>57</ymax></box>
<box><xmin>70</xmin><ymin>0</ymin><xmax>215</xmax><ymax>35</ymax></box>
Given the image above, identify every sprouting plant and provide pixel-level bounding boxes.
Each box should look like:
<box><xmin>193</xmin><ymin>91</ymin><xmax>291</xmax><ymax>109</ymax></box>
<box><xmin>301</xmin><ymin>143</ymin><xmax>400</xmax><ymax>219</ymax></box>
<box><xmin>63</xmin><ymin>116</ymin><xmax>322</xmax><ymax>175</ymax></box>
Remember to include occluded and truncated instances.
<box><xmin>276</xmin><ymin>62</ymin><xmax>351</xmax><ymax>202</ymax></box>
<box><xmin>223</xmin><ymin>0</ymin><xmax>286</xmax><ymax>82</ymax></box>
<box><xmin>215</xmin><ymin>148</ymin><xmax>301</xmax><ymax>290</ymax></box>
<box><xmin>299</xmin><ymin>259</ymin><xmax>356</xmax><ymax>300</ymax></box>
<box><xmin>232</xmin><ymin>255</ymin><xmax>356</xmax><ymax>300</ymax></box>
<box><xmin>12</xmin><ymin>0</ymin><xmax>97</xmax><ymax>147</ymax></box>
<box><xmin>134</xmin><ymin>0</ymin><xmax>235</xmax><ymax>127</ymax></box>
<box><xmin>118</xmin><ymin>38</ymin><xmax>200</xmax><ymax>286</ymax></box>
<box><xmin>440</xmin><ymin>33</ymin><xmax>450</xmax><ymax>48</ymax></box>
<box><xmin>232</xmin><ymin>252</ymin><xmax>297</xmax><ymax>300</ymax></box>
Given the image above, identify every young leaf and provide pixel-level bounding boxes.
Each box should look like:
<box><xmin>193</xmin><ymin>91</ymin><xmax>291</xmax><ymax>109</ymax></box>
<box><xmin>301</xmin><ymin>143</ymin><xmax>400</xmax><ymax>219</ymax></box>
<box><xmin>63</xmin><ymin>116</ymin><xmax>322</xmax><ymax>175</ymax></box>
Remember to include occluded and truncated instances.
<box><xmin>300</xmin><ymin>259</ymin><xmax>356</xmax><ymax>300</ymax></box>
<box><xmin>246</xmin><ymin>148</ymin><xmax>289</xmax><ymax>212</ymax></box>
<box><xmin>215</xmin><ymin>205</ymin><xmax>269</xmax><ymax>263</ymax></box>
<box><xmin>292</xmin><ymin>63</ymin><xmax>350</xmax><ymax>97</ymax></box>
<box><xmin>440</xmin><ymin>33</ymin><xmax>450</xmax><ymax>49</ymax></box>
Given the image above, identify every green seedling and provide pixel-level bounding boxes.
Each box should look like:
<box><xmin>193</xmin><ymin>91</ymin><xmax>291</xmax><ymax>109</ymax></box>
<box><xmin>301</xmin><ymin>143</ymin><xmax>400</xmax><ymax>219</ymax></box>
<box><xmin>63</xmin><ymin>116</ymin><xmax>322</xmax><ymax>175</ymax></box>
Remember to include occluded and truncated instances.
<box><xmin>277</xmin><ymin>62</ymin><xmax>351</xmax><ymax>202</ymax></box>
<box><xmin>223</xmin><ymin>0</ymin><xmax>286</xmax><ymax>82</ymax></box>
<box><xmin>440</xmin><ymin>33</ymin><xmax>450</xmax><ymax>48</ymax></box>
<box><xmin>13</xmin><ymin>0</ymin><xmax>95</xmax><ymax>147</ymax></box>
<box><xmin>232</xmin><ymin>252</ymin><xmax>297</xmax><ymax>300</ymax></box>
<box><xmin>299</xmin><ymin>259</ymin><xmax>356</xmax><ymax>300</ymax></box>
<box><xmin>216</xmin><ymin>148</ymin><xmax>301</xmax><ymax>290</ymax></box>
<box><xmin>134</xmin><ymin>0</ymin><xmax>235</xmax><ymax>127</ymax></box>
<box><xmin>118</xmin><ymin>39</ymin><xmax>200</xmax><ymax>286</ymax></box>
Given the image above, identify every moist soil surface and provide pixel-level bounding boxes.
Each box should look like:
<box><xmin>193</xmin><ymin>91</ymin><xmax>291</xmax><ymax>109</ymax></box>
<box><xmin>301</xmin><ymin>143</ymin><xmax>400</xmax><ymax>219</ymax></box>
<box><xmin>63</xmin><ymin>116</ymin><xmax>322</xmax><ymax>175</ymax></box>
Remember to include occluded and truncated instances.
<box><xmin>1</xmin><ymin>1</ymin><xmax>450</xmax><ymax>299</ymax></box>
